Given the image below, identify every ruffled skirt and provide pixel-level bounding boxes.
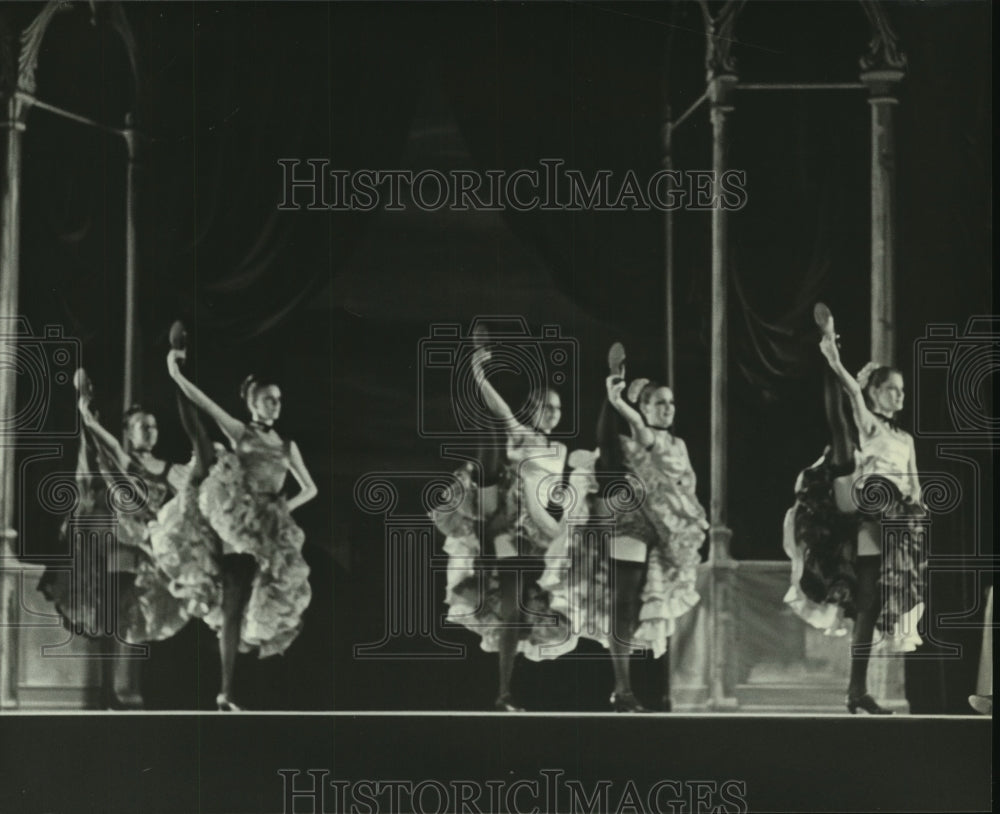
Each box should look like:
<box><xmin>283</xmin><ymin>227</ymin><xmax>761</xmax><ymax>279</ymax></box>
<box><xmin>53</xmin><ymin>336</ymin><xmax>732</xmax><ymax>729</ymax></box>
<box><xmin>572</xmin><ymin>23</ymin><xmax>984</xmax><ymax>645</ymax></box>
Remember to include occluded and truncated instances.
<box><xmin>196</xmin><ymin>451</ymin><xmax>311</xmax><ymax>657</ymax></box>
<box><xmin>430</xmin><ymin>465</ymin><xmax>578</xmax><ymax>661</ymax></box>
<box><xmin>40</xmin><ymin>507</ymin><xmax>190</xmax><ymax>644</ymax></box>
<box><xmin>542</xmin><ymin>498</ymin><xmax>703</xmax><ymax>659</ymax></box>
<box><xmin>149</xmin><ymin>480</ymin><xmax>223</xmax><ymax>623</ymax></box>
<box><xmin>783</xmin><ymin>453</ymin><xmax>927</xmax><ymax>652</ymax></box>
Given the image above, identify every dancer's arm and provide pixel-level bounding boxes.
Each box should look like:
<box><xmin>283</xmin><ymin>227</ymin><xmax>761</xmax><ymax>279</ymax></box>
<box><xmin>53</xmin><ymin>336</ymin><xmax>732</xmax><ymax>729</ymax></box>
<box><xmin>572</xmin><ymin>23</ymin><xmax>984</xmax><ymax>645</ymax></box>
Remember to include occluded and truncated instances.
<box><xmin>77</xmin><ymin>396</ymin><xmax>130</xmax><ymax>471</ymax></box>
<box><xmin>167</xmin><ymin>349</ymin><xmax>245</xmax><ymax>445</ymax></box>
<box><xmin>285</xmin><ymin>441</ymin><xmax>318</xmax><ymax>511</ymax></box>
<box><xmin>470</xmin><ymin>347</ymin><xmax>528</xmax><ymax>435</ymax></box>
<box><xmin>818</xmin><ymin>334</ymin><xmax>877</xmax><ymax>438</ymax></box>
<box><xmin>605</xmin><ymin>375</ymin><xmax>655</xmax><ymax>449</ymax></box>
<box><xmin>907</xmin><ymin>435</ymin><xmax>924</xmax><ymax>507</ymax></box>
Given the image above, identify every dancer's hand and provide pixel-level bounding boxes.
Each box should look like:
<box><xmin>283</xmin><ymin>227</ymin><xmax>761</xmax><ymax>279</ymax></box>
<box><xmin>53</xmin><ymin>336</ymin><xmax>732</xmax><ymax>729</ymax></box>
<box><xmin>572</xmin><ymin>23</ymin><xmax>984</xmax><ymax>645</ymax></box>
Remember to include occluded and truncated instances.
<box><xmin>166</xmin><ymin>348</ymin><xmax>187</xmax><ymax>379</ymax></box>
<box><xmin>606</xmin><ymin>374</ymin><xmax>626</xmax><ymax>403</ymax></box>
<box><xmin>77</xmin><ymin>395</ymin><xmax>93</xmax><ymax>419</ymax></box>
<box><xmin>819</xmin><ymin>333</ymin><xmax>841</xmax><ymax>366</ymax></box>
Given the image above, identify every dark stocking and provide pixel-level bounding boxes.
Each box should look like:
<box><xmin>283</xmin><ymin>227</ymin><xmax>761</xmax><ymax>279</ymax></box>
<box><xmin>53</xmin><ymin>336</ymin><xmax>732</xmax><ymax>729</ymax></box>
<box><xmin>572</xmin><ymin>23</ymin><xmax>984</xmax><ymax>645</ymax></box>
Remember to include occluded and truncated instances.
<box><xmin>609</xmin><ymin>561</ymin><xmax>644</xmax><ymax>694</ymax></box>
<box><xmin>219</xmin><ymin>554</ymin><xmax>255</xmax><ymax>699</ymax></box>
<box><xmin>848</xmin><ymin>555</ymin><xmax>881</xmax><ymax>697</ymax></box>
<box><xmin>822</xmin><ymin>366</ymin><xmax>855</xmax><ymax>474</ymax></box>
<box><xmin>497</xmin><ymin>571</ymin><xmax>520</xmax><ymax>699</ymax></box>
<box><xmin>176</xmin><ymin>390</ymin><xmax>215</xmax><ymax>480</ymax></box>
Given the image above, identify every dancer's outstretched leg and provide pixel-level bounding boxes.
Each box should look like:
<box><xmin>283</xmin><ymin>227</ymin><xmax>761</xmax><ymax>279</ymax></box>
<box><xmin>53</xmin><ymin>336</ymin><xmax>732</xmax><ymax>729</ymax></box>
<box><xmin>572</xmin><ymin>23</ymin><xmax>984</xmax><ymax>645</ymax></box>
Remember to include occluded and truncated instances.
<box><xmin>815</xmin><ymin>304</ymin><xmax>854</xmax><ymax>476</ymax></box>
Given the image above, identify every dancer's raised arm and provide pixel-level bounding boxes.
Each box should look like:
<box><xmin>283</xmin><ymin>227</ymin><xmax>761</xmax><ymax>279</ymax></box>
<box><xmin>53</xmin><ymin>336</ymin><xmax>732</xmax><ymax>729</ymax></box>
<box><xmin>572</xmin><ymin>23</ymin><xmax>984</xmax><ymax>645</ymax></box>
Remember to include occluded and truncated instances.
<box><xmin>167</xmin><ymin>349</ymin><xmax>245</xmax><ymax>445</ymax></box>
<box><xmin>285</xmin><ymin>441</ymin><xmax>318</xmax><ymax>512</ymax></box>
<box><xmin>470</xmin><ymin>347</ymin><xmax>527</xmax><ymax>435</ymax></box>
<box><xmin>77</xmin><ymin>392</ymin><xmax>130</xmax><ymax>471</ymax></box>
<box><xmin>819</xmin><ymin>334</ymin><xmax>878</xmax><ymax>439</ymax></box>
<box><xmin>605</xmin><ymin>374</ymin><xmax>655</xmax><ymax>450</ymax></box>
<box><xmin>907</xmin><ymin>436</ymin><xmax>924</xmax><ymax>507</ymax></box>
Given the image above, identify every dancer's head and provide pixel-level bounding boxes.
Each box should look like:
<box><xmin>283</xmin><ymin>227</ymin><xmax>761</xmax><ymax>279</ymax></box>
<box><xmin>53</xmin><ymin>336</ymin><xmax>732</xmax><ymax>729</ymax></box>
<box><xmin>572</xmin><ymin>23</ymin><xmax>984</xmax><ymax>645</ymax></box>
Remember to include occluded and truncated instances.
<box><xmin>240</xmin><ymin>375</ymin><xmax>282</xmax><ymax>424</ymax></box>
<box><xmin>122</xmin><ymin>406</ymin><xmax>158</xmax><ymax>452</ymax></box>
<box><xmin>632</xmin><ymin>380</ymin><xmax>675</xmax><ymax>429</ymax></box>
<box><xmin>858</xmin><ymin>363</ymin><xmax>904</xmax><ymax>416</ymax></box>
<box><xmin>529</xmin><ymin>387</ymin><xmax>561</xmax><ymax>434</ymax></box>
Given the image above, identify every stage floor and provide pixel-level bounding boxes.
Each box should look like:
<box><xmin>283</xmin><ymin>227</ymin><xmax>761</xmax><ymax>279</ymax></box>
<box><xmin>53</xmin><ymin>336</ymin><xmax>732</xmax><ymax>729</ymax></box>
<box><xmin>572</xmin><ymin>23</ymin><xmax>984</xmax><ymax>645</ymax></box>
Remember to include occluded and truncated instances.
<box><xmin>0</xmin><ymin>712</ymin><xmax>991</xmax><ymax>813</ymax></box>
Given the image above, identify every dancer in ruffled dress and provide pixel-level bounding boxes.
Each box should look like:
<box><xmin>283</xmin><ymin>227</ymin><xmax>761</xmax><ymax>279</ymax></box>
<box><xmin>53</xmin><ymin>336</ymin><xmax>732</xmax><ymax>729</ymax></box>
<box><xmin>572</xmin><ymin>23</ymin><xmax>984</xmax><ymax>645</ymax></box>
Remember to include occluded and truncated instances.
<box><xmin>159</xmin><ymin>326</ymin><xmax>316</xmax><ymax>710</ymax></box>
<box><xmin>560</xmin><ymin>343</ymin><xmax>705</xmax><ymax>712</ymax></box>
<box><xmin>783</xmin><ymin>304</ymin><xmax>926</xmax><ymax>714</ymax></box>
<box><xmin>39</xmin><ymin>369</ymin><xmax>190</xmax><ymax>708</ymax></box>
<box><xmin>431</xmin><ymin>343</ymin><xmax>577</xmax><ymax>712</ymax></box>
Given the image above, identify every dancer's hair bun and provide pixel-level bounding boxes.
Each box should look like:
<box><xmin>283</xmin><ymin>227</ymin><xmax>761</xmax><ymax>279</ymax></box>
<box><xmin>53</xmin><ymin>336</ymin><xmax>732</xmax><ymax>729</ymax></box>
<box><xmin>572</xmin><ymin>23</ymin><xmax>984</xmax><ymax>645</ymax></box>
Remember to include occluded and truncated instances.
<box><xmin>856</xmin><ymin>362</ymin><xmax>880</xmax><ymax>392</ymax></box>
<box><xmin>627</xmin><ymin>378</ymin><xmax>650</xmax><ymax>404</ymax></box>
<box><xmin>121</xmin><ymin>404</ymin><xmax>146</xmax><ymax>430</ymax></box>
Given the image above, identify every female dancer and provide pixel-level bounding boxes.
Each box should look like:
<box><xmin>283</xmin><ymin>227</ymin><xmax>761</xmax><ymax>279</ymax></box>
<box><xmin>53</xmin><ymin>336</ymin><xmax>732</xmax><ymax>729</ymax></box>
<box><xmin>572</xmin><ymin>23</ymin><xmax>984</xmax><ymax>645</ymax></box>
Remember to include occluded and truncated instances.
<box><xmin>572</xmin><ymin>343</ymin><xmax>706</xmax><ymax>712</ymax></box>
<box><xmin>432</xmin><ymin>344</ymin><xmax>577</xmax><ymax>712</ymax></box>
<box><xmin>783</xmin><ymin>303</ymin><xmax>925</xmax><ymax>714</ymax></box>
<box><xmin>39</xmin><ymin>370</ymin><xmax>190</xmax><ymax>708</ymax></box>
<box><xmin>158</xmin><ymin>326</ymin><xmax>316</xmax><ymax>710</ymax></box>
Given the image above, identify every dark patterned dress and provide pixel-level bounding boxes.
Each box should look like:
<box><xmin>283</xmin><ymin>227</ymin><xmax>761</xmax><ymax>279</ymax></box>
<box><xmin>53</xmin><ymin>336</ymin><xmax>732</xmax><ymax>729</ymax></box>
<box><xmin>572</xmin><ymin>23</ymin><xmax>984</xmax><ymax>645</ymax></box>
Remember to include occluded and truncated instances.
<box><xmin>783</xmin><ymin>418</ymin><xmax>926</xmax><ymax>652</ymax></box>
<box><xmin>39</xmin><ymin>431</ymin><xmax>189</xmax><ymax>644</ymax></box>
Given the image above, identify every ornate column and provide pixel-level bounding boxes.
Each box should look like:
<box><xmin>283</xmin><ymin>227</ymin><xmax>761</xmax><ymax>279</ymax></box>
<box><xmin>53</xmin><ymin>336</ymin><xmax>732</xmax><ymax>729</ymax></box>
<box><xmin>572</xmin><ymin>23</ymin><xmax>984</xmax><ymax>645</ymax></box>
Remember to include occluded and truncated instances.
<box><xmin>859</xmin><ymin>0</ymin><xmax>906</xmax><ymax>364</ymax></box>
<box><xmin>700</xmin><ymin>0</ymin><xmax>743</xmax><ymax>710</ymax></box>
<box><xmin>662</xmin><ymin>111</ymin><xmax>675</xmax><ymax>390</ymax></box>
<box><xmin>0</xmin><ymin>12</ymin><xmax>31</xmax><ymax>710</ymax></box>
<box><xmin>122</xmin><ymin>113</ymin><xmax>140</xmax><ymax>411</ymax></box>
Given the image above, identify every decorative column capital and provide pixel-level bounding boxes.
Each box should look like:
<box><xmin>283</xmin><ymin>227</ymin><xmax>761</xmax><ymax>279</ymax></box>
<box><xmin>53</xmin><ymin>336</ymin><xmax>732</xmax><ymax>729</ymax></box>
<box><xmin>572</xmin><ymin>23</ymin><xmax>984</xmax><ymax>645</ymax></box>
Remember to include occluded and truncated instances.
<box><xmin>859</xmin><ymin>0</ymin><xmax>907</xmax><ymax>74</ymax></box>
<box><xmin>700</xmin><ymin>0</ymin><xmax>746</xmax><ymax>80</ymax></box>
<box><xmin>708</xmin><ymin>72</ymin><xmax>738</xmax><ymax>120</ymax></box>
<box><xmin>860</xmin><ymin>68</ymin><xmax>905</xmax><ymax>104</ymax></box>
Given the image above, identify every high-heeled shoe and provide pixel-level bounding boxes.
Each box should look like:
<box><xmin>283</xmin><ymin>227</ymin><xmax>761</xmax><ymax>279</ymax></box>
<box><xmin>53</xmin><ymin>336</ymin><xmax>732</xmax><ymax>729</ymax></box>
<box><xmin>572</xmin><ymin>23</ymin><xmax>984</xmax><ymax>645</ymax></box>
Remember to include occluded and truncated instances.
<box><xmin>846</xmin><ymin>693</ymin><xmax>892</xmax><ymax>715</ymax></box>
<box><xmin>813</xmin><ymin>302</ymin><xmax>836</xmax><ymax>338</ymax></box>
<box><xmin>216</xmin><ymin>693</ymin><xmax>243</xmax><ymax>711</ymax></box>
<box><xmin>661</xmin><ymin>695</ymin><xmax>673</xmax><ymax>713</ymax></box>
<box><xmin>169</xmin><ymin>320</ymin><xmax>187</xmax><ymax>351</ymax></box>
<box><xmin>610</xmin><ymin>690</ymin><xmax>647</xmax><ymax>713</ymax></box>
<box><xmin>494</xmin><ymin>693</ymin><xmax>525</xmax><ymax>712</ymax></box>
<box><xmin>608</xmin><ymin>341</ymin><xmax>626</xmax><ymax>379</ymax></box>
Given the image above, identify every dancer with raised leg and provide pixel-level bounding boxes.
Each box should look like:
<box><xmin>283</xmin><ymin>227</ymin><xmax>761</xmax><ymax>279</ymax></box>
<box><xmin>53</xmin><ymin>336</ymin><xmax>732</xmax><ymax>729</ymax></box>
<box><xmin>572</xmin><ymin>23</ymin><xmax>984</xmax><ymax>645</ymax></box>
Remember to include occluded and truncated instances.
<box><xmin>39</xmin><ymin>369</ymin><xmax>190</xmax><ymax>708</ymax></box>
<box><xmin>431</xmin><ymin>340</ymin><xmax>576</xmax><ymax>712</ymax></box>
<box><xmin>601</xmin><ymin>344</ymin><xmax>705</xmax><ymax>711</ymax></box>
<box><xmin>160</xmin><ymin>323</ymin><xmax>316</xmax><ymax>710</ymax></box>
<box><xmin>550</xmin><ymin>343</ymin><xmax>706</xmax><ymax>712</ymax></box>
<box><xmin>783</xmin><ymin>303</ymin><xmax>926</xmax><ymax>714</ymax></box>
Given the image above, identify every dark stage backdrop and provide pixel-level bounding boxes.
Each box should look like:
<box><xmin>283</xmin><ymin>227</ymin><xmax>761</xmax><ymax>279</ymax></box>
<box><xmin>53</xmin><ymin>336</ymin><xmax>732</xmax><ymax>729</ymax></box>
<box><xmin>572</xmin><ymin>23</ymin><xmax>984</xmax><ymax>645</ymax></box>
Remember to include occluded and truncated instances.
<box><xmin>12</xmin><ymin>1</ymin><xmax>992</xmax><ymax>713</ymax></box>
